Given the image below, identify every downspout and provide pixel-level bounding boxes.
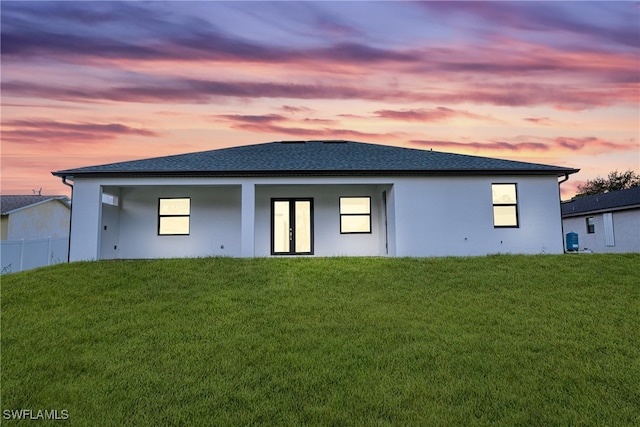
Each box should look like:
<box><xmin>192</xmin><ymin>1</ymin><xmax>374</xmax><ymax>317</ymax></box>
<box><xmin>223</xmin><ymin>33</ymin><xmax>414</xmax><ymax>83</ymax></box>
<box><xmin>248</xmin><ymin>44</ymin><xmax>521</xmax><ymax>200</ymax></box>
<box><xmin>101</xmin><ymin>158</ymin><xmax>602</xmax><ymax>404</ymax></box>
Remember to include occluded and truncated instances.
<box><xmin>558</xmin><ymin>173</ymin><xmax>570</xmax><ymax>185</ymax></box>
<box><xmin>61</xmin><ymin>176</ymin><xmax>73</xmax><ymax>263</ymax></box>
<box><xmin>558</xmin><ymin>173</ymin><xmax>570</xmax><ymax>252</ymax></box>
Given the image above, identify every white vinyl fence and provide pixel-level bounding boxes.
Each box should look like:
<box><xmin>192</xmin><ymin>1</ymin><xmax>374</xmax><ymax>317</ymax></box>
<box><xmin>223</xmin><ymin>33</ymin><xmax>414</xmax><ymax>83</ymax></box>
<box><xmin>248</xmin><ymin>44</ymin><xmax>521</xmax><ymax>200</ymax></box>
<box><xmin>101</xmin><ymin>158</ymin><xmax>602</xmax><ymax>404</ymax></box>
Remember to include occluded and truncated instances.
<box><xmin>1</xmin><ymin>237</ymin><xmax>68</xmax><ymax>274</ymax></box>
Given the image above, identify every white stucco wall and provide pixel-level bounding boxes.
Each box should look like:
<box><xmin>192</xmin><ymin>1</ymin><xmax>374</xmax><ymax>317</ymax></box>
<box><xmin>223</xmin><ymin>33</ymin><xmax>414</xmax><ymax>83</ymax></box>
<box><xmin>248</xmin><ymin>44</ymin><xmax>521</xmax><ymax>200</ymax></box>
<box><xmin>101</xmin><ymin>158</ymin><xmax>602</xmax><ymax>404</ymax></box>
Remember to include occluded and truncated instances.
<box><xmin>67</xmin><ymin>174</ymin><xmax>565</xmax><ymax>261</ymax></box>
<box><xmin>112</xmin><ymin>185</ymin><xmax>242</xmax><ymax>259</ymax></box>
<box><xmin>253</xmin><ymin>184</ymin><xmax>389</xmax><ymax>257</ymax></box>
<box><xmin>69</xmin><ymin>177</ymin><xmax>396</xmax><ymax>261</ymax></box>
<box><xmin>392</xmin><ymin>175</ymin><xmax>564</xmax><ymax>256</ymax></box>
<box><xmin>5</xmin><ymin>200</ymin><xmax>70</xmax><ymax>240</ymax></box>
<box><xmin>562</xmin><ymin>209</ymin><xmax>640</xmax><ymax>253</ymax></box>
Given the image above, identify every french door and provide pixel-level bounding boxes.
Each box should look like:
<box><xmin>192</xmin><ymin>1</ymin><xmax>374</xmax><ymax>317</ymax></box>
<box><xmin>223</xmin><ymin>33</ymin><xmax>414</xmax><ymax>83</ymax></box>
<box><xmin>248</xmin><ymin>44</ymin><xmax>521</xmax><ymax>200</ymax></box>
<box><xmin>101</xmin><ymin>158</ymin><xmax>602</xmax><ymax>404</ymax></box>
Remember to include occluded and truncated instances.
<box><xmin>271</xmin><ymin>198</ymin><xmax>313</xmax><ymax>255</ymax></box>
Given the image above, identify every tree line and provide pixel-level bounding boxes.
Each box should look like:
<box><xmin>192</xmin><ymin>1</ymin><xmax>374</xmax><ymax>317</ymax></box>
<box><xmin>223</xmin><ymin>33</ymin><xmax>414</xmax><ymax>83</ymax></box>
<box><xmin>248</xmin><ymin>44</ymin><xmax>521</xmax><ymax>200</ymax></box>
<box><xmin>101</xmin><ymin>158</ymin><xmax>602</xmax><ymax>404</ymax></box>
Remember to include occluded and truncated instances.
<box><xmin>575</xmin><ymin>169</ymin><xmax>640</xmax><ymax>198</ymax></box>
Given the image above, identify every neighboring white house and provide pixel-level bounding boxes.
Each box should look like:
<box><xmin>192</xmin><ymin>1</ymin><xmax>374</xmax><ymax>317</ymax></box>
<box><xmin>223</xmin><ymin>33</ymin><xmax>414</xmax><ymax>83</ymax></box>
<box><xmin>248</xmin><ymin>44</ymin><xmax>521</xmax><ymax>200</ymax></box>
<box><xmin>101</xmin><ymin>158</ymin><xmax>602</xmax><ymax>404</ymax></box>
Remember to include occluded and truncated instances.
<box><xmin>561</xmin><ymin>187</ymin><xmax>640</xmax><ymax>253</ymax></box>
<box><xmin>1</xmin><ymin>195</ymin><xmax>71</xmax><ymax>273</ymax></box>
<box><xmin>1</xmin><ymin>195</ymin><xmax>70</xmax><ymax>240</ymax></box>
<box><xmin>52</xmin><ymin>140</ymin><xmax>579</xmax><ymax>260</ymax></box>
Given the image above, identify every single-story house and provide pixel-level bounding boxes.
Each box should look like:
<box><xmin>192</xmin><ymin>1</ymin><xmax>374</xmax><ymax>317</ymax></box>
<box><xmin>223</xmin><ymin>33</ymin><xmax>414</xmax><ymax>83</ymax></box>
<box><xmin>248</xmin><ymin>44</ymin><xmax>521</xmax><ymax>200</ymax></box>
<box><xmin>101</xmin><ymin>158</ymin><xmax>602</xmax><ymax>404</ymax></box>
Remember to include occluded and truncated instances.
<box><xmin>1</xmin><ymin>195</ymin><xmax>71</xmax><ymax>240</ymax></box>
<box><xmin>52</xmin><ymin>140</ymin><xmax>579</xmax><ymax>260</ymax></box>
<box><xmin>561</xmin><ymin>186</ymin><xmax>640</xmax><ymax>253</ymax></box>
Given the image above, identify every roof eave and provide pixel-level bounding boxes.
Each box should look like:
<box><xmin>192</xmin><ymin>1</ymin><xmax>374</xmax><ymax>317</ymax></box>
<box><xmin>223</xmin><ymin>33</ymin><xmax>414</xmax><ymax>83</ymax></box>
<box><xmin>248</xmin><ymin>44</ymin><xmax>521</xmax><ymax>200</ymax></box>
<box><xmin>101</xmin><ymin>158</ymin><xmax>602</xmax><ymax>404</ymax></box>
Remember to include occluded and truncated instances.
<box><xmin>562</xmin><ymin>203</ymin><xmax>640</xmax><ymax>217</ymax></box>
<box><xmin>2</xmin><ymin>197</ymin><xmax>70</xmax><ymax>215</ymax></box>
<box><xmin>52</xmin><ymin>168</ymin><xmax>579</xmax><ymax>179</ymax></box>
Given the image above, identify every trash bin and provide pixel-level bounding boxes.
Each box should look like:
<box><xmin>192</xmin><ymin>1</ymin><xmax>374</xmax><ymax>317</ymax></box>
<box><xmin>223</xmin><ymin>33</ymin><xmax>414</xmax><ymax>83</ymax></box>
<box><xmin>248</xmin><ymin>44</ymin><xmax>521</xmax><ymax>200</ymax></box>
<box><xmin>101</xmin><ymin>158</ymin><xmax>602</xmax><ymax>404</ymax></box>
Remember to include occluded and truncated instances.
<box><xmin>566</xmin><ymin>232</ymin><xmax>579</xmax><ymax>252</ymax></box>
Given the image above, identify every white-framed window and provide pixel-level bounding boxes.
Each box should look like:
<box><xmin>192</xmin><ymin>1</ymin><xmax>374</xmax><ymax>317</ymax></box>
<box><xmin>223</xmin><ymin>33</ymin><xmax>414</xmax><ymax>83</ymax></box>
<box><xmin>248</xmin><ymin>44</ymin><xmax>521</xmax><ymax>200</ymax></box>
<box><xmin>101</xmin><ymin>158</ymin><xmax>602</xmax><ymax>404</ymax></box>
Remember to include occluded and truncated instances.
<box><xmin>158</xmin><ymin>198</ymin><xmax>190</xmax><ymax>235</ymax></box>
<box><xmin>340</xmin><ymin>197</ymin><xmax>371</xmax><ymax>233</ymax></box>
<box><xmin>492</xmin><ymin>184</ymin><xmax>519</xmax><ymax>228</ymax></box>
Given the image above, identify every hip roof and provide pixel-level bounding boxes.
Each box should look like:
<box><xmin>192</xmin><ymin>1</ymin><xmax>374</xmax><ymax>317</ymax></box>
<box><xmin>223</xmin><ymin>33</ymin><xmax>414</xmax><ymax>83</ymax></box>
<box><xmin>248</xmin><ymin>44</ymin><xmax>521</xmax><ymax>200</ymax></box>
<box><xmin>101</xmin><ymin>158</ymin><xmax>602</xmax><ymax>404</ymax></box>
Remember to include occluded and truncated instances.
<box><xmin>52</xmin><ymin>140</ymin><xmax>579</xmax><ymax>178</ymax></box>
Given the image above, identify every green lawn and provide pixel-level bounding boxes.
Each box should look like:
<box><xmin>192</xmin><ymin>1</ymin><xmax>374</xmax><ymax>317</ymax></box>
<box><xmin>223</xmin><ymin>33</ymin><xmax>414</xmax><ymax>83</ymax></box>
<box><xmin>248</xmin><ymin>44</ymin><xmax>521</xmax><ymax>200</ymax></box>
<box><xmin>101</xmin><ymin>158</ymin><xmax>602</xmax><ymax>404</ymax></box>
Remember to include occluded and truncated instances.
<box><xmin>2</xmin><ymin>255</ymin><xmax>639</xmax><ymax>426</ymax></box>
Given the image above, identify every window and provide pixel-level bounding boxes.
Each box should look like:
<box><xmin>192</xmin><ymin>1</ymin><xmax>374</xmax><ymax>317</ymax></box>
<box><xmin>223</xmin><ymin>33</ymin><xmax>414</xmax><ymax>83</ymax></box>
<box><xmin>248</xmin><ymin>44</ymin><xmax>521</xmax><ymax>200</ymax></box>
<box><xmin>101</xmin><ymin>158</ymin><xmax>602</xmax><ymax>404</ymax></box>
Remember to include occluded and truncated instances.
<box><xmin>101</xmin><ymin>192</ymin><xmax>119</xmax><ymax>206</ymax></box>
<box><xmin>492</xmin><ymin>184</ymin><xmax>518</xmax><ymax>227</ymax></box>
<box><xmin>158</xmin><ymin>198</ymin><xmax>190</xmax><ymax>235</ymax></box>
<box><xmin>586</xmin><ymin>217</ymin><xmax>595</xmax><ymax>234</ymax></box>
<box><xmin>340</xmin><ymin>197</ymin><xmax>371</xmax><ymax>233</ymax></box>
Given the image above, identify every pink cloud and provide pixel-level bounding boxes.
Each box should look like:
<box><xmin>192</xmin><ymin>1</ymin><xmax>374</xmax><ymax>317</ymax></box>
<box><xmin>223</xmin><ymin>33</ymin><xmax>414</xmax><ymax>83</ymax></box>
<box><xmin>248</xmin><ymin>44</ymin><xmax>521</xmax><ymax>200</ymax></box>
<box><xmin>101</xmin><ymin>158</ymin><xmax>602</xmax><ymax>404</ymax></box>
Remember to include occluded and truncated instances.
<box><xmin>281</xmin><ymin>105</ymin><xmax>315</xmax><ymax>114</ymax></box>
<box><xmin>374</xmin><ymin>107</ymin><xmax>499</xmax><ymax>123</ymax></box>
<box><xmin>232</xmin><ymin>123</ymin><xmax>396</xmax><ymax>140</ymax></box>
<box><xmin>524</xmin><ymin>117</ymin><xmax>561</xmax><ymax>126</ymax></box>
<box><xmin>2</xmin><ymin>119</ymin><xmax>160</xmax><ymax>145</ymax></box>
<box><xmin>553</xmin><ymin>136</ymin><xmax>626</xmax><ymax>151</ymax></box>
<box><xmin>211</xmin><ymin>113</ymin><xmax>398</xmax><ymax>140</ymax></box>
<box><xmin>412</xmin><ymin>136</ymin><xmax>638</xmax><ymax>156</ymax></box>
<box><xmin>412</xmin><ymin>140</ymin><xmax>549</xmax><ymax>152</ymax></box>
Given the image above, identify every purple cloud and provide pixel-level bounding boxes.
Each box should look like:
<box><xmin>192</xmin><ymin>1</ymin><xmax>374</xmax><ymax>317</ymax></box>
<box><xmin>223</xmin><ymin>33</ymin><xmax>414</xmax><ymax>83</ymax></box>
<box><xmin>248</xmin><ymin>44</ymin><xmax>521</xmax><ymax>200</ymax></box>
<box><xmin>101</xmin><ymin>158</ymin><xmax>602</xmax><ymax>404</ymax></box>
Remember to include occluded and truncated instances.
<box><xmin>281</xmin><ymin>105</ymin><xmax>315</xmax><ymax>114</ymax></box>
<box><xmin>214</xmin><ymin>114</ymin><xmax>285</xmax><ymax>124</ymax></box>
<box><xmin>1</xmin><ymin>79</ymin><xmax>410</xmax><ymax>103</ymax></box>
<box><xmin>3</xmin><ymin>77</ymin><xmax>634</xmax><ymax>110</ymax></box>
<box><xmin>2</xmin><ymin>2</ymin><xmax>421</xmax><ymax>66</ymax></box>
<box><xmin>417</xmin><ymin>1</ymin><xmax>639</xmax><ymax>49</ymax></box>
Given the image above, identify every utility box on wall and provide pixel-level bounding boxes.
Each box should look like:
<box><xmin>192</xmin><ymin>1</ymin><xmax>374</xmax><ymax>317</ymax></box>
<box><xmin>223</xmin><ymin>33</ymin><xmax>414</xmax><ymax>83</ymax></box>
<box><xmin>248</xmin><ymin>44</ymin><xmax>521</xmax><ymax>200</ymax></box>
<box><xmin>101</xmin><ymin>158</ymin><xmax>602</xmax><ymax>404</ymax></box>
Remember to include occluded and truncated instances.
<box><xmin>565</xmin><ymin>232</ymin><xmax>579</xmax><ymax>252</ymax></box>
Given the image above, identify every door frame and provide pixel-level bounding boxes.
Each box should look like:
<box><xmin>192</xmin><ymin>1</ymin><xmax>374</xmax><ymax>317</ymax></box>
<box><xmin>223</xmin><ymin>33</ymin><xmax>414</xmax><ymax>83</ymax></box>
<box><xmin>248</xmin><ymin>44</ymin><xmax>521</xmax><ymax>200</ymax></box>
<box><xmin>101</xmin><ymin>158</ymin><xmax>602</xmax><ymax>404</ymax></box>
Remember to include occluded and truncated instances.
<box><xmin>270</xmin><ymin>198</ymin><xmax>314</xmax><ymax>255</ymax></box>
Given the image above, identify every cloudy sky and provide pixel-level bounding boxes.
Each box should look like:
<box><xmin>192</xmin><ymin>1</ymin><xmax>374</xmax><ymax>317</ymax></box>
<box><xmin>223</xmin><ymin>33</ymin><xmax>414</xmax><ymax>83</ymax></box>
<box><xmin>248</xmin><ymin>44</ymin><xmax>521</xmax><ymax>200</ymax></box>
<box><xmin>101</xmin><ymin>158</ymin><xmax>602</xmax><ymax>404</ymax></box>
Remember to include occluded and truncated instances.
<box><xmin>2</xmin><ymin>1</ymin><xmax>638</xmax><ymax>199</ymax></box>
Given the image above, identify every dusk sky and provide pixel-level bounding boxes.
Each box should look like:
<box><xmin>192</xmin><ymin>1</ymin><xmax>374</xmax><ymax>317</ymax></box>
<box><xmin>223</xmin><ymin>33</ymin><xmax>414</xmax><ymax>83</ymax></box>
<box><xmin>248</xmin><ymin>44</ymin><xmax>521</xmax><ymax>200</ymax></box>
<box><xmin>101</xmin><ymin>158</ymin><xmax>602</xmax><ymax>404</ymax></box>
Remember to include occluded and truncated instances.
<box><xmin>2</xmin><ymin>1</ymin><xmax>638</xmax><ymax>200</ymax></box>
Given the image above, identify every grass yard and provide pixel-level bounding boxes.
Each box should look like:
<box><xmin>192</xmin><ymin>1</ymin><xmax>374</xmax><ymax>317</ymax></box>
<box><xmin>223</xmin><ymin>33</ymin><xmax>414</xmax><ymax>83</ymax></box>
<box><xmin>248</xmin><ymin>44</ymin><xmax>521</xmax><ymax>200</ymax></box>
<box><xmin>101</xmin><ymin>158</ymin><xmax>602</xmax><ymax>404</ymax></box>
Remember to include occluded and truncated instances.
<box><xmin>1</xmin><ymin>255</ymin><xmax>639</xmax><ymax>426</ymax></box>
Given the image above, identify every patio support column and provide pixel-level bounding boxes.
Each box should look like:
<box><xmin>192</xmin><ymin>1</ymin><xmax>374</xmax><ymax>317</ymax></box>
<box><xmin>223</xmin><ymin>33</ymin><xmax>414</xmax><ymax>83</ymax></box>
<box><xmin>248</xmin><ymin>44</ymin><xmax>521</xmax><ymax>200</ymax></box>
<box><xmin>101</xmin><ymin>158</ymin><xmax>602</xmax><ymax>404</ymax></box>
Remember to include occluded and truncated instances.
<box><xmin>240</xmin><ymin>183</ymin><xmax>255</xmax><ymax>257</ymax></box>
<box><xmin>69</xmin><ymin>181</ymin><xmax>102</xmax><ymax>261</ymax></box>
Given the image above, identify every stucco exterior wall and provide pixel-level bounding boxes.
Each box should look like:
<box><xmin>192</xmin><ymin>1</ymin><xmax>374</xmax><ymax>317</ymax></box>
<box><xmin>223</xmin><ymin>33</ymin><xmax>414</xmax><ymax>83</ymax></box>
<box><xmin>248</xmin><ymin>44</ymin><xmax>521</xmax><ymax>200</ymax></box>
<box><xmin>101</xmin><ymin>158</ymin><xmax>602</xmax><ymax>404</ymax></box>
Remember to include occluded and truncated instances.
<box><xmin>67</xmin><ymin>174</ymin><xmax>565</xmax><ymax>261</ymax></box>
<box><xmin>392</xmin><ymin>175</ymin><xmax>564</xmax><ymax>256</ymax></box>
<box><xmin>562</xmin><ymin>209</ymin><xmax>640</xmax><ymax>253</ymax></box>
<box><xmin>254</xmin><ymin>184</ymin><xmax>389</xmax><ymax>257</ymax></box>
<box><xmin>4</xmin><ymin>200</ymin><xmax>70</xmax><ymax>240</ymax></box>
<box><xmin>112</xmin><ymin>185</ymin><xmax>242</xmax><ymax>259</ymax></box>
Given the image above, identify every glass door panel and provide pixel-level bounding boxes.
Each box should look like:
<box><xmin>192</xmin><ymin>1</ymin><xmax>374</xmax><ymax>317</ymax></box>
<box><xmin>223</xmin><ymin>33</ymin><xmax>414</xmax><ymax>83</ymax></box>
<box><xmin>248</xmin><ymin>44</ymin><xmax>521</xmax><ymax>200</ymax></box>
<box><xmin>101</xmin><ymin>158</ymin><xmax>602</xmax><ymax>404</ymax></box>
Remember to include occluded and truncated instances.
<box><xmin>273</xmin><ymin>201</ymin><xmax>290</xmax><ymax>253</ymax></box>
<box><xmin>294</xmin><ymin>201</ymin><xmax>311</xmax><ymax>253</ymax></box>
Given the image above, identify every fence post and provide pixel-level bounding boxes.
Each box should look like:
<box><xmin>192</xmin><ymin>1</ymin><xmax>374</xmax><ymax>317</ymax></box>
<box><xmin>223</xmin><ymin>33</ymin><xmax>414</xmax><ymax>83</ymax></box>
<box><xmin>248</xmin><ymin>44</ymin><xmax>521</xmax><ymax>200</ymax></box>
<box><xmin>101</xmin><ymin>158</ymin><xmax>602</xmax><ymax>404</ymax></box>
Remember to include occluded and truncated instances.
<box><xmin>47</xmin><ymin>237</ymin><xmax>53</xmax><ymax>266</ymax></box>
<box><xmin>19</xmin><ymin>239</ymin><xmax>25</xmax><ymax>272</ymax></box>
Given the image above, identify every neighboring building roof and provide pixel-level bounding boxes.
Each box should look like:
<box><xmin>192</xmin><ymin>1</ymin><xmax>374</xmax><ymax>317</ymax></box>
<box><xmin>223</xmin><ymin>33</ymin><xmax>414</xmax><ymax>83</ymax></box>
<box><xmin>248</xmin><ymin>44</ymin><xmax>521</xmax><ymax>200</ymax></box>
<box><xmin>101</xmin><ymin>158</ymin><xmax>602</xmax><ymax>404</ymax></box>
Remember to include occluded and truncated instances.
<box><xmin>561</xmin><ymin>186</ymin><xmax>640</xmax><ymax>217</ymax></box>
<box><xmin>0</xmin><ymin>195</ymin><xmax>70</xmax><ymax>215</ymax></box>
<box><xmin>52</xmin><ymin>140</ymin><xmax>579</xmax><ymax>178</ymax></box>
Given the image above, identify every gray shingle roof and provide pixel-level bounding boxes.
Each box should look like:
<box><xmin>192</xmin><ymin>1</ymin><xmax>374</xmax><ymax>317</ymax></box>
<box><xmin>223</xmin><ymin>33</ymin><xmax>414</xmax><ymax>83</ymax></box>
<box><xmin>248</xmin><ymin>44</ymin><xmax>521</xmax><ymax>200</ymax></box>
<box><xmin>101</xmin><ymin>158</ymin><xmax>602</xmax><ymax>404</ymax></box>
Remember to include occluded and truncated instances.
<box><xmin>52</xmin><ymin>140</ymin><xmax>579</xmax><ymax>178</ymax></box>
<box><xmin>1</xmin><ymin>195</ymin><xmax>70</xmax><ymax>215</ymax></box>
<box><xmin>561</xmin><ymin>186</ymin><xmax>640</xmax><ymax>217</ymax></box>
